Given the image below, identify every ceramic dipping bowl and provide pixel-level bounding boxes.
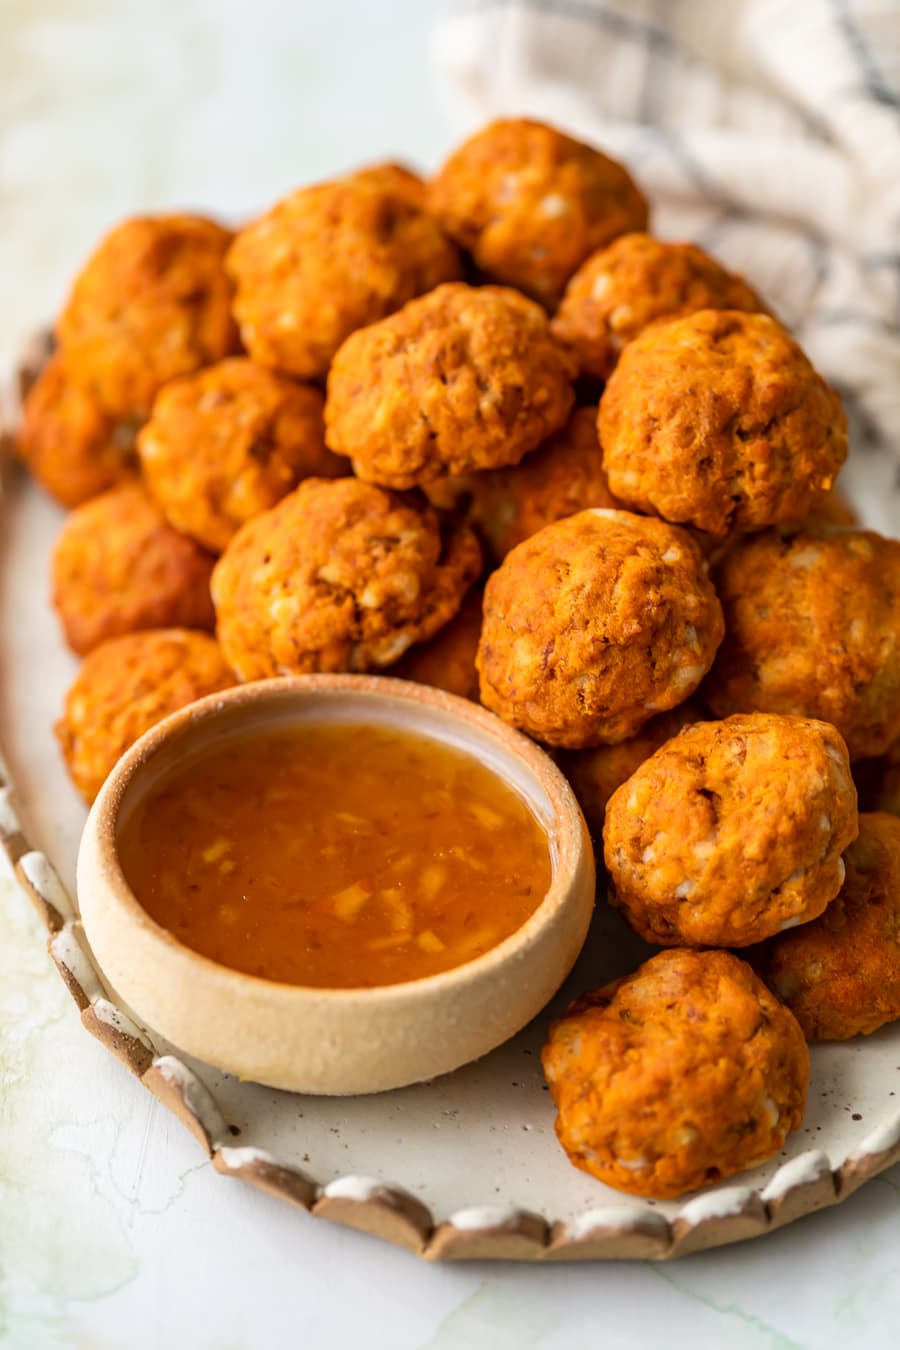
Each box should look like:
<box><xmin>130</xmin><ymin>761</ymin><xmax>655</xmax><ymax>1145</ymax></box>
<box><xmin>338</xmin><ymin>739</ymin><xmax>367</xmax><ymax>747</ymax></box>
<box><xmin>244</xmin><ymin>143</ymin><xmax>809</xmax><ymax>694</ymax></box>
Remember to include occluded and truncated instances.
<box><xmin>76</xmin><ymin>674</ymin><xmax>596</xmax><ymax>1095</ymax></box>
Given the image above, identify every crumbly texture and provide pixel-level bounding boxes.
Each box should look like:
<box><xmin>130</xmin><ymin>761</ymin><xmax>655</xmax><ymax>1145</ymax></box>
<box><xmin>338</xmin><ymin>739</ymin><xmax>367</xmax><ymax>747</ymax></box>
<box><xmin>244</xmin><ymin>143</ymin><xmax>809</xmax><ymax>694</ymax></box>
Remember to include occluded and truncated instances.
<box><xmin>429</xmin><ymin>118</ymin><xmax>648</xmax><ymax>308</ymax></box>
<box><xmin>462</xmin><ymin>406</ymin><xmax>620</xmax><ymax>561</ymax></box>
<box><xmin>394</xmin><ymin>586</ymin><xmax>484</xmax><ymax>701</ymax></box>
<box><xmin>551</xmin><ymin>233</ymin><xmax>765</xmax><ymax>379</ymax></box>
<box><xmin>137</xmin><ymin>358</ymin><xmax>344</xmax><ymax>553</ymax></box>
<box><xmin>56</xmin><ymin>214</ymin><xmax>238</xmax><ymax>419</ymax></box>
<box><xmin>599</xmin><ymin>310</ymin><xmax>848</xmax><ymax>537</ymax></box>
<box><xmin>706</xmin><ymin>527</ymin><xmax>900</xmax><ymax>760</ymax></box>
<box><xmin>542</xmin><ymin>949</ymin><xmax>809</xmax><ymax>1199</ymax></box>
<box><xmin>55</xmin><ymin>629</ymin><xmax>236</xmax><ymax>804</ymax></box>
<box><xmin>226</xmin><ymin>179</ymin><xmax>460</xmax><ymax>380</ymax></box>
<box><xmin>16</xmin><ymin>352</ymin><xmax>138</xmax><ymax>508</ymax></box>
<box><xmin>559</xmin><ymin>699</ymin><xmax>707</xmax><ymax>839</ymax></box>
<box><xmin>52</xmin><ymin>482</ymin><xmax>217</xmax><ymax>656</ymax></box>
<box><xmin>477</xmin><ymin>508</ymin><xmax>723</xmax><ymax>748</ymax></box>
<box><xmin>752</xmin><ymin>813</ymin><xmax>900</xmax><ymax>1040</ymax></box>
<box><xmin>604</xmin><ymin>713</ymin><xmax>859</xmax><ymax>947</ymax></box>
<box><xmin>325</xmin><ymin>283</ymin><xmax>576</xmax><ymax>489</ymax></box>
<box><xmin>212</xmin><ymin>477</ymin><xmax>483</xmax><ymax>678</ymax></box>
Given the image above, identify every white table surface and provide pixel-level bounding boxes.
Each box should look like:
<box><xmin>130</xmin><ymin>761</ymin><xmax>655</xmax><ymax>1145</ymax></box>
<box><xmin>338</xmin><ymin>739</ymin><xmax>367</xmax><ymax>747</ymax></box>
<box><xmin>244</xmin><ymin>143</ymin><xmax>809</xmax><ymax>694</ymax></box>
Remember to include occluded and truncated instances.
<box><xmin>2</xmin><ymin>3</ymin><xmax>899</xmax><ymax>1347</ymax></box>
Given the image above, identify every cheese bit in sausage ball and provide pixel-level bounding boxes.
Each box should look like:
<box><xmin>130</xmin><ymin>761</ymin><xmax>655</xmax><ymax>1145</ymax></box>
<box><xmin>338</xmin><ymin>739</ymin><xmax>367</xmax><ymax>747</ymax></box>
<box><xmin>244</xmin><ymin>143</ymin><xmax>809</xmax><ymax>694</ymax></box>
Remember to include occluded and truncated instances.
<box><xmin>558</xmin><ymin>699</ymin><xmax>707</xmax><ymax>840</ymax></box>
<box><xmin>599</xmin><ymin>310</ymin><xmax>848</xmax><ymax>538</ymax></box>
<box><xmin>752</xmin><ymin>813</ymin><xmax>900</xmax><ymax>1041</ymax></box>
<box><xmin>137</xmin><ymin>358</ymin><xmax>345</xmax><ymax>554</ymax></box>
<box><xmin>52</xmin><ymin>482</ymin><xmax>216</xmax><ymax>656</ymax></box>
<box><xmin>56</xmin><ymin>214</ymin><xmax>238</xmax><ymax>421</ymax></box>
<box><xmin>212</xmin><ymin>477</ymin><xmax>482</xmax><ymax>679</ymax></box>
<box><xmin>476</xmin><ymin>509</ymin><xmax>723</xmax><ymax>749</ymax></box>
<box><xmin>56</xmin><ymin>629</ymin><xmax>236</xmax><ymax>804</ymax></box>
<box><xmin>394</xmin><ymin>586</ymin><xmax>484</xmax><ymax>702</ymax></box>
<box><xmin>16</xmin><ymin>351</ymin><xmax>138</xmax><ymax>508</ymax></box>
<box><xmin>226</xmin><ymin>179</ymin><xmax>460</xmax><ymax>381</ymax></box>
<box><xmin>428</xmin><ymin>118</ymin><xmax>648</xmax><ymax>309</ymax></box>
<box><xmin>542</xmin><ymin>949</ymin><xmax>809</xmax><ymax>1200</ymax></box>
<box><xmin>604</xmin><ymin>713</ymin><xmax>858</xmax><ymax>948</ymax></box>
<box><xmin>325</xmin><ymin>283</ymin><xmax>575</xmax><ymax>490</ymax></box>
<box><xmin>551</xmin><ymin>233</ymin><xmax>766</xmax><ymax>381</ymax></box>
<box><xmin>706</xmin><ymin>527</ymin><xmax>900</xmax><ymax>761</ymax></box>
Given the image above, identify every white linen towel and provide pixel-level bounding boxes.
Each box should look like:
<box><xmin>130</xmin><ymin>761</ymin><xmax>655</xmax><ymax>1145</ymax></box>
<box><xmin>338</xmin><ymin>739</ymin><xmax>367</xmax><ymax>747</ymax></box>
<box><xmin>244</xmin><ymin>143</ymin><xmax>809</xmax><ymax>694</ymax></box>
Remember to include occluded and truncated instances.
<box><xmin>432</xmin><ymin>0</ymin><xmax>900</xmax><ymax>527</ymax></box>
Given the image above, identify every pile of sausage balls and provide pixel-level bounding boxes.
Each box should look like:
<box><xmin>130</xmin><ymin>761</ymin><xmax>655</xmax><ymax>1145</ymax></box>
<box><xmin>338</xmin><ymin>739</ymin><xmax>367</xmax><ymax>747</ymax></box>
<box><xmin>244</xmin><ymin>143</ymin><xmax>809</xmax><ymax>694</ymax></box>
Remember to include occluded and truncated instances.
<box><xmin>19</xmin><ymin>118</ymin><xmax>900</xmax><ymax>1201</ymax></box>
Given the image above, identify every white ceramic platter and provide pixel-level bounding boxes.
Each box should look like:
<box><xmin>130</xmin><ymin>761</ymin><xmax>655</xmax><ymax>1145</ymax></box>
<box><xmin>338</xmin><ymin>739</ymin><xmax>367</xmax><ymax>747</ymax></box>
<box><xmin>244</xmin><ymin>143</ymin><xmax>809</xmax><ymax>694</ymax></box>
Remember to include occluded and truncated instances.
<box><xmin>3</xmin><ymin>369</ymin><xmax>900</xmax><ymax>1261</ymax></box>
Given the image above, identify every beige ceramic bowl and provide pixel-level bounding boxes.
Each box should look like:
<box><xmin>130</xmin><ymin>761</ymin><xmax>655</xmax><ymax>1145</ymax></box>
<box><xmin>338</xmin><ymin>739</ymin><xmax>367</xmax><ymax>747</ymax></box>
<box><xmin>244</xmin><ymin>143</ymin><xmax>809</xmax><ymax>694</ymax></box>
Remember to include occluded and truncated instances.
<box><xmin>76</xmin><ymin>675</ymin><xmax>595</xmax><ymax>1095</ymax></box>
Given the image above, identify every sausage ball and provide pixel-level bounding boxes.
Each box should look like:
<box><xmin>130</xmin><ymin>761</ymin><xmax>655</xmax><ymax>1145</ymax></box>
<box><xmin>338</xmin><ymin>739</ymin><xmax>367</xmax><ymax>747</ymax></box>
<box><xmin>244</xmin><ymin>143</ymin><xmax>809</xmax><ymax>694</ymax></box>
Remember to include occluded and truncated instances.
<box><xmin>542</xmin><ymin>949</ymin><xmax>809</xmax><ymax>1199</ymax></box>
<box><xmin>753</xmin><ymin>814</ymin><xmax>900</xmax><ymax>1040</ymax></box>
<box><xmin>477</xmin><ymin>509</ymin><xmax>723</xmax><ymax>748</ymax></box>
<box><xmin>394</xmin><ymin>586</ymin><xmax>483</xmax><ymax>701</ymax></box>
<box><xmin>226</xmin><ymin>179</ymin><xmax>460</xmax><ymax>380</ymax></box>
<box><xmin>16</xmin><ymin>352</ymin><xmax>138</xmax><ymax>508</ymax></box>
<box><xmin>212</xmin><ymin>477</ymin><xmax>482</xmax><ymax>679</ymax></box>
<box><xmin>604</xmin><ymin>713</ymin><xmax>858</xmax><ymax>948</ymax></box>
<box><xmin>599</xmin><ymin>310</ymin><xmax>848</xmax><ymax>537</ymax></box>
<box><xmin>57</xmin><ymin>214</ymin><xmax>238</xmax><ymax>420</ymax></box>
<box><xmin>558</xmin><ymin>699</ymin><xmax>706</xmax><ymax>839</ymax></box>
<box><xmin>348</xmin><ymin>160</ymin><xmax>427</xmax><ymax>208</ymax></box>
<box><xmin>52</xmin><ymin>482</ymin><xmax>216</xmax><ymax>656</ymax></box>
<box><xmin>429</xmin><ymin>118</ymin><xmax>648</xmax><ymax>308</ymax></box>
<box><xmin>551</xmin><ymin>233</ymin><xmax>766</xmax><ymax>380</ymax></box>
<box><xmin>137</xmin><ymin>358</ymin><xmax>344</xmax><ymax>553</ymax></box>
<box><xmin>706</xmin><ymin>527</ymin><xmax>900</xmax><ymax>760</ymax></box>
<box><xmin>56</xmin><ymin>629</ymin><xmax>236</xmax><ymax>803</ymax></box>
<box><xmin>325</xmin><ymin>283</ymin><xmax>576</xmax><ymax>489</ymax></box>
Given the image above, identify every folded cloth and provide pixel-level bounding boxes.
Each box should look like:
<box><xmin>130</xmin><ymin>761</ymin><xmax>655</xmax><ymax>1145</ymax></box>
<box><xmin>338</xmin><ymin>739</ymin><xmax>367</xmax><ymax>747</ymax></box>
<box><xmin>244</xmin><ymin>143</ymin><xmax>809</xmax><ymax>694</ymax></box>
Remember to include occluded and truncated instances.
<box><xmin>433</xmin><ymin>0</ymin><xmax>900</xmax><ymax>528</ymax></box>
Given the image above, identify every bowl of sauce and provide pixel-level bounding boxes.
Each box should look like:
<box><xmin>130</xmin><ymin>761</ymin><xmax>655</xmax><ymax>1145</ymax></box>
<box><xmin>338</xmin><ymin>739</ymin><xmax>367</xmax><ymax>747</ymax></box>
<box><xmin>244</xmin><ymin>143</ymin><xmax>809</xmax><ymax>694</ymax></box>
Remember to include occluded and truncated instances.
<box><xmin>77</xmin><ymin>675</ymin><xmax>595</xmax><ymax>1094</ymax></box>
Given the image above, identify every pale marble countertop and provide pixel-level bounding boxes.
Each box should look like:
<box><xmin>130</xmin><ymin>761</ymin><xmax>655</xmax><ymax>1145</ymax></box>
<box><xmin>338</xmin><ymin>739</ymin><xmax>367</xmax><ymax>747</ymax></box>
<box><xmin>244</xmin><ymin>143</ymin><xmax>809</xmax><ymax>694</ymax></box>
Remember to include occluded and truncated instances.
<box><xmin>2</xmin><ymin>3</ymin><xmax>900</xmax><ymax>1347</ymax></box>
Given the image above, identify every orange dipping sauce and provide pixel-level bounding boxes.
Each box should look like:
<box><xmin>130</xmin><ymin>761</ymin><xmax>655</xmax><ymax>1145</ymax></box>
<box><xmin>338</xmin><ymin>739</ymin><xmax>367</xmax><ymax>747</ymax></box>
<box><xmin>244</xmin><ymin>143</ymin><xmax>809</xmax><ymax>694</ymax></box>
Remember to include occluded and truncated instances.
<box><xmin>117</xmin><ymin>723</ymin><xmax>553</xmax><ymax>988</ymax></box>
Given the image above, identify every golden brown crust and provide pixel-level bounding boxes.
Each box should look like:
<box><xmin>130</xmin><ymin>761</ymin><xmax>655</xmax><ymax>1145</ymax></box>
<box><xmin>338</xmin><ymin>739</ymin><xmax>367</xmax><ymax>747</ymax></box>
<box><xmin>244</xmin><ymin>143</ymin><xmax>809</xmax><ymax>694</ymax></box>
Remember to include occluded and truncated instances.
<box><xmin>551</xmin><ymin>233</ymin><xmax>766</xmax><ymax>379</ymax></box>
<box><xmin>429</xmin><ymin>118</ymin><xmax>648</xmax><ymax>307</ymax></box>
<box><xmin>599</xmin><ymin>310</ymin><xmax>849</xmax><ymax>537</ymax></box>
<box><xmin>137</xmin><ymin>358</ymin><xmax>345</xmax><ymax>553</ymax></box>
<box><xmin>542</xmin><ymin>949</ymin><xmax>809</xmax><ymax>1199</ymax></box>
<box><xmin>477</xmin><ymin>508</ymin><xmax>723</xmax><ymax>748</ymax></box>
<box><xmin>705</xmin><ymin>527</ymin><xmax>900</xmax><ymax>760</ymax></box>
<box><xmin>55</xmin><ymin>629</ymin><xmax>236</xmax><ymax>803</ymax></box>
<box><xmin>325</xmin><ymin>283</ymin><xmax>576</xmax><ymax>489</ymax></box>
<box><xmin>226</xmin><ymin>180</ymin><xmax>460</xmax><ymax>379</ymax></box>
<box><xmin>393</xmin><ymin>586</ymin><xmax>483</xmax><ymax>701</ymax></box>
<box><xmin>211</xmin><ymin>477</ymin><xmax>483</xmax><ymax>679</ymax></box>
<box><xmin>347</xmin><ymin>161</ymin><xmax>427</xmax><ymax>209</ymax></box>
<box><xmin>752</xmin><ymin>814</ymin><xmax>900</xmax><ymax>1040</ymax></box>
<box><xmin>57</xmin><ymin>214</ymin><xmax>238</xmax><ymax>419</ymax></box>
<box><xmin>52</xmin><ymin>482</ymin><xmax>217</xmax><ymax>656</ymax></box>
<box><xmin>604</xmin><ymin>713</ymin><xmax>858</xmax><ymax>947</ymax></box>
<box><xmin>16</xmin><ymin>352</ymin><xmax>138</xmax><ymax>508</ymax></box>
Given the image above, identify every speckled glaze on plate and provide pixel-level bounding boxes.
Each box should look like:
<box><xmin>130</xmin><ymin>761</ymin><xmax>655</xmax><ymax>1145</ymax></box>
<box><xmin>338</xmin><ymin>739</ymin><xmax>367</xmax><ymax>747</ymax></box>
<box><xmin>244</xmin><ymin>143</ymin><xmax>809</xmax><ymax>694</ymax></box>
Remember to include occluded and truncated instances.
<box><xmin>3</xmin><ymin>339</ymin><xmax>900</xmax><ymax>1261</ymax></box>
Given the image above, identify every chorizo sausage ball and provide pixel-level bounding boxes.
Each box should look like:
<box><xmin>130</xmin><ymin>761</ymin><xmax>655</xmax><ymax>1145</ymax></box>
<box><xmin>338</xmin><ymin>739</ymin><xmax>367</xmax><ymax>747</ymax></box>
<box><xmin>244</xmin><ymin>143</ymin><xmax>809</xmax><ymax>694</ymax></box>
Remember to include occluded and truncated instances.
<box><xmin>16</xmin><ymin>352</ymin><xmax>138</xmax><ymax>508</ymax></box>
<box><xmin>604</xmin><ymin>713</ymin><xmax>858</xmax><ymax>948</ymax></box>
<box><xmin>551</xmin><ymin>233</ymin><xmax>766</xmax><ymax>380</ymax></box>
<box><xmin>558</xmin><ymin>699</ymin><xmax>706</xmax><ymax>839</ymax></box>
<box><xmin>137</xmin><ymin>358</ymin><xmax>344</xmax><ymax>553</ymax></box>
<box><xmin>428</xmin><ymin>118</ymin><xmax>648</xmax><ymax>308</ymax></box>
<box><xmin>325</xmin><ymin>283</ymin><xmax>576</xmax><ymax>489</ymax></box>
<box><xmin>599</xmin><ymin>310</ymin><xmax>848</xmax><ymax>537</ymax></box>
<box><xmin>226</xmin><ymin>179</ymin><xmax>460</xmax><ymax>380</ymax></box>
<box><xmin>57</xmin><ymin>214</ymin><xmax>238</xmax><ymax>420</ymax></box>
<box><xmin>706</xmin><ymin>527</ymin><xmax>900</xmax><ymax>760</ymax></box>
<box><xmin>393</xmin><ymin>585</ymin><xmax>483</xmax><ymax>702</ymax></box>
<box><xmin>212</xmin><ymin>477</ymin><xmax>482</xmax><ymax>679</ymax></box>
<box><xmin>542</xmin><ymin>949</ymin><xmax>809</xmax><ymax>1199</ymax></box>
<box><xmin>52</xmin><ymin>482</ymin><xmax>216</xmax><ymax>656</ymax></box>
<box><xmin>55</xmin><ymin>629</ymin><xmax>236</xmax><ymax>804</ymax></box>
<box><xmin>752</xmin><ymin>813</ymin><xmax>900</xmax><ymax>1041</ymax></box>
<box><xmin>477</xmin><ymin>509</ymin><xmax>723</xmax><ymax>748</ymax></box>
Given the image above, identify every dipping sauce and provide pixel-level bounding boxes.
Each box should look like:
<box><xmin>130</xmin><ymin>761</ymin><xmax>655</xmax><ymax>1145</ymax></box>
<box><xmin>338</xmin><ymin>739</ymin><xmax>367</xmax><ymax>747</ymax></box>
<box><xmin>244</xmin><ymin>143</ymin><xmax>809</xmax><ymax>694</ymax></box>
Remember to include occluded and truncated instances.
<box><xmin>117</xmin><ymin>723</ymin><xmax>553</xmax><ymax>988</ymax></box>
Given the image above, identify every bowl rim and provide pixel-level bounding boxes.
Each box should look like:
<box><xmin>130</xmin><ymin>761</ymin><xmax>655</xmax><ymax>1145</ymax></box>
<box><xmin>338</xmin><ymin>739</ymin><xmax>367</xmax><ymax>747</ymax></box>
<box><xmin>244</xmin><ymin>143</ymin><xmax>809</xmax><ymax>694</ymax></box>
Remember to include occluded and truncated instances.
<box><xmin>83</xmin><ymin>672</ymin><xmax>592</xmax><ymax>1006</ymax></box>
